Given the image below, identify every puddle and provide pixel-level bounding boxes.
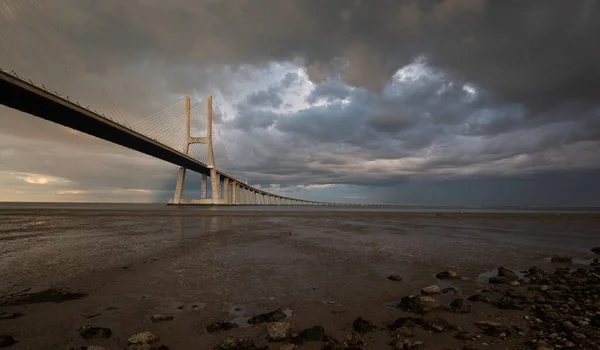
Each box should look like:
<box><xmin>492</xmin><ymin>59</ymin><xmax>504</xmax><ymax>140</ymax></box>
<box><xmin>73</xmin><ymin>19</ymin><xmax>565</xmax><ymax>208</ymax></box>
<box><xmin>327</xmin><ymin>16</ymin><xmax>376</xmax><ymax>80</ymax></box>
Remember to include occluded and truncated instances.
<box><xmin>1</xmin><ymin>288</ymin><xmax>88</xmax><ymax>306</ymax></box>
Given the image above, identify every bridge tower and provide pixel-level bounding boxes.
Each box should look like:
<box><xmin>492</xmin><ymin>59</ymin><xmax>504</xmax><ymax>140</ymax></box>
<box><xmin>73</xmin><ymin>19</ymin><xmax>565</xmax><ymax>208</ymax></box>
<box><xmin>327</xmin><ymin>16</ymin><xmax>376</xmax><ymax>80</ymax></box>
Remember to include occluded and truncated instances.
<box><xmin>171</xmin><ymin>95</ymin><xmax>223</xmax><ymax>204</ymax></box>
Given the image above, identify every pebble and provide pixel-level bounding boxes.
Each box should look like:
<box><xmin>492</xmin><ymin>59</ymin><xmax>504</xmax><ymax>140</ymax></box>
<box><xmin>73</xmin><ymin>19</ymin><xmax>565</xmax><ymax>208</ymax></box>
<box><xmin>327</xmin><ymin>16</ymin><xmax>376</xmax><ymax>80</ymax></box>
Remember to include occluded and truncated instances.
<box><xmin>151</xmin><ymin>314</ymin><xmax>173</xmax><ymax>322</ymax></box>
<box><xmin>127</xmin><ymin>331</ymin><xmax>159</xmax><ymax>345</ymax></box>
<box><xmin>267</xmin><ymin>321</ymin><xmax>292</xmax><ymax>341</ymax></box>
<box><xmin>420</xmin><ymin>285</ymin><xmax>441</xmax><ymax>295</ymax></box>
<box><xmin>435</xmin><ymin>270</ymin><xmax>459</xmax><ymax>279</ymax></box>
<box><xmin>388</xmin><ymin>274</ymin><xmax>403</xmax><ymax>281</ymax></box>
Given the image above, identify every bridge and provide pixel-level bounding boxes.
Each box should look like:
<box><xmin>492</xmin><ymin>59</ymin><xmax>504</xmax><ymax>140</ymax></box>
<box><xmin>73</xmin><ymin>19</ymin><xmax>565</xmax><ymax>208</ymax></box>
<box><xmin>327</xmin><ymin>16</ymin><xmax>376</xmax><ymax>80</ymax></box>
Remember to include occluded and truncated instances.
<box><xmin>0</xmin><ymin>1</ymin><xmax>382</xmax><ymax>206</ymax></box>
<box><xmin>1</xmin><ymin>70</ymin><xmax>351</xmax><ymax>206</ymax></box>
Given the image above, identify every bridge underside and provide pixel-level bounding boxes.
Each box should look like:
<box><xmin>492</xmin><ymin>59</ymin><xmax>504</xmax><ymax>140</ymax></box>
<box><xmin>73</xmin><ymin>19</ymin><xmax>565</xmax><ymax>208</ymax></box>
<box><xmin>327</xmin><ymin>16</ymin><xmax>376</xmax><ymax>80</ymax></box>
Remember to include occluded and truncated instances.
<box><xmin>0</xmin><ymin>71</ymin><xmax>213</xmax><ymax>177</ymax></box>
<box><xmin>0</xmin><ymin>71</ymin><xmax>324</xmax><ymax>206</ymax></box>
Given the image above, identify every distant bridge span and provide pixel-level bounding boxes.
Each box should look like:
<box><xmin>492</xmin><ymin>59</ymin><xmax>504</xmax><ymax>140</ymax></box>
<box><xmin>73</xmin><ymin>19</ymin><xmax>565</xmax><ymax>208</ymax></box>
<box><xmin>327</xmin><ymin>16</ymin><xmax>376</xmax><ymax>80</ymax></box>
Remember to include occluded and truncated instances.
<box><xmin>0</xmin><ymin>70</ymin><xmax>368</xmax><ymax>206</ymax></box>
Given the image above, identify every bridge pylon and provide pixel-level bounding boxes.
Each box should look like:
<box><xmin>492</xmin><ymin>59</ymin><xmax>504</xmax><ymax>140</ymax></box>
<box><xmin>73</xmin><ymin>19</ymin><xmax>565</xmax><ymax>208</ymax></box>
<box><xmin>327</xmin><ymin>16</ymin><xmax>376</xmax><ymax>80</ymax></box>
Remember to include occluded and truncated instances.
<box><xmin>170</xmin><ymin>95</ymin><xmax>225</xmax><ymax>205</ymax></box>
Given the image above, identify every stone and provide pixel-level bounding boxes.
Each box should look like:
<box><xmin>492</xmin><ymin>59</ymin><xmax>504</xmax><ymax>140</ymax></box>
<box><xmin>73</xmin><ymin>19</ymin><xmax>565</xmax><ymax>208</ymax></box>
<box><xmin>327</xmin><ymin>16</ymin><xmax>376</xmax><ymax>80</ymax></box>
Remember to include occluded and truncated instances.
<box><xmin>592</xmin><ymin>247</ymin><xmax>600</xmax><ymax>254</ymax></box>
<box><xmin>267</xmin><ymin>321</ymin><xmax>292</xmax><ymax>341</ymax></box>
<box><xmin>78</xmin><ymin>325</ymin><xmax>112</xmax><ymax>339</ymax></box>
<box><xmin>551</xmin><ymin>254</ymin><xmax>572</xmax><ymax>263</ymax></box>
<box><xmin>298</xmin><ymin>326</ymin><xmax>325</xmax><ymax>341</ymax></box>
<box><xmin>498</xmin><ymin>267</ymin><xmax>519</xmax><ymax>280</ymax></box>
<box><xmin>392</xmin><ymin>325</ymin><xmax>414</xmax><ymax>337</ymax></box>
<box><xmin>449</xmin><ymin>298</ymin><xmax>472</xmax><ymax>314</ymax></box>
<box><xmin>0</xmin><ymin>336</ymin><xmax>16</xmax><ymax>347</ymax></box>
<box><xmin>388</xmin><ymin>274</ymin><xmax>403</xmax><ymax>281</ymax></box>
<box><xmin>435</xmin><ymin>270</ymin><xmax>459</xmax><ymax>279</ymax></box>
<box><xmin>206</xmin><ymin>321</ymin><xmax>239</xmax><ymax>333</ymax></box>
<box><xmin>279</xmin><ymin>345</ymin><xmax>296</xmax><ymax>350</ymax></box>
<box><xmin>572</xmin><ymin>332</ymin><xmax>586</xmax><ymax>340</ymax></box>
<box><xmin>591</xmin><ymin>259</ymin><xmax>600</xmax><ymax>266</ymax></box>
<box><xmin>87</xmin><ymin>346</ymin><xmax>109</xmax><ymax>350</ymax></box>
<box><xmin>397</xmin><ymin>295</ymin><xmax>441</xmax><ymax>314</ymax></box>
<box><xmin>421</xmin><ymin>285</ymin><xmax>441</xmax><ymax>295</ymax></box>
<box><xmin>467</xmin><ymin>293</ymin><xmax>492</xmax><ymax>304</ymax></box>
<box><xmin>247</xmin><ymin>309</ymin><xmax>286</xmax><ymax>324</ymax></box>
<box><xmin>395</xmin><ymin>339</ymin><xmax>425</xmax><ymax>350</ymax></box>
<box><xmin>151</xmin><ymin>314</ymin><xmax>173</xmax><ymax>322</ymax></box>
<box><xmin>352</xmin><ymin>317</ymin><xmax>376</xmax><ymax>334</ymax></box>
<box><xmin>489</xmin><ymin>276</ymin><xmax>509</xmax><ymax>284</ymax></box>
<box><xmin>455</xmin><ymin>331</ymin><xmax>478</xmax><ymax>340</ymax></box>
<box><xmin>474</xmin><ymin>320</ymin><xmax>509</xmax><ymax>337</ymax></box>
<box><xmin>509</xmin><ymin>280</ymin><xmax>521</xmax><ymax>286</ymax></box>
<box><xmin>387</xmin><ymin>317</ymin><xmax>425</xmax><ymax>330</ymax></box>
<box><xmin>127</xmin><ymin>331</ymin><xmax>159</xmax><ymax>345</ymax></box>
<box><xmin>424</xmin><ymin>318</ymin><xmax>453</xmax><ymax>332</ymax></box>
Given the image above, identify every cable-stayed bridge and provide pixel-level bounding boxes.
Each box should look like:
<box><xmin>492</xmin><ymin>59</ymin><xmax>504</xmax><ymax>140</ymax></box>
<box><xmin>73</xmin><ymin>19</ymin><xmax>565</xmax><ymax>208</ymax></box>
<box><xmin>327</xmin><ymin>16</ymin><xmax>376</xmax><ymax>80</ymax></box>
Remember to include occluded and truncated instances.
<box><xmin>0</xmin><ymin>0</ymin><xmax>377</xmax><ymax>206</ymax></box>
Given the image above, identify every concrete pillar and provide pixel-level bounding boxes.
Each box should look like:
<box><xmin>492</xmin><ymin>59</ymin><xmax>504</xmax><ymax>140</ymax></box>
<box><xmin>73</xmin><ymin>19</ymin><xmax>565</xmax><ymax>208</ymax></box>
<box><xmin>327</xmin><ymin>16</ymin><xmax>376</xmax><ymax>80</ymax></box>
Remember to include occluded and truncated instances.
<box><xmin>223</xmin><ymin>178</ymin><xmax>229</xmax><ymax>204</ymax></box>
<box><xmin>201</xmin><ymin>174</ymin><xmax>207</xmax><ymax>199</ymax></box>
<box><xmin>210</xmin><ymin>169</ymin><xmax>220</xmax><ymax>202</ymax></box>
<box><xmin>174</xmin><ymin>166</ymin><xmax>186</xmax><ymax>203</ymax></box>
<box><xmin>232</xmin><ymin>182</ymin><xmax>238</xmax><ymax>204</ymax></box>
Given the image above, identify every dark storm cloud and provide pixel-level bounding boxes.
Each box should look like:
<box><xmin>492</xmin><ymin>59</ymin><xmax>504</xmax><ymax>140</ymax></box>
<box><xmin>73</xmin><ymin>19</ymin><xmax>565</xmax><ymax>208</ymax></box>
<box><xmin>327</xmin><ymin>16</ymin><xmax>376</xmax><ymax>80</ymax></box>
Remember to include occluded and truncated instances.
<box><xmin>2</xmin><ymin>0</ymin><xmax>600</xmax><ymax>205</ymax></box>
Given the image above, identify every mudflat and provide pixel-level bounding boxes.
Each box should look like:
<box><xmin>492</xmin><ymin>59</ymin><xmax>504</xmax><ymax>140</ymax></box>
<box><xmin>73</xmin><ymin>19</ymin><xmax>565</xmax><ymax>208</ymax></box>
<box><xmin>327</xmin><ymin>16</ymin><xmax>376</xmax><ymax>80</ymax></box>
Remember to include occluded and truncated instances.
<box><xmin>1</xmin><ymin>206</ymin><xmax>600</xmax><ymax>349</ymax></box>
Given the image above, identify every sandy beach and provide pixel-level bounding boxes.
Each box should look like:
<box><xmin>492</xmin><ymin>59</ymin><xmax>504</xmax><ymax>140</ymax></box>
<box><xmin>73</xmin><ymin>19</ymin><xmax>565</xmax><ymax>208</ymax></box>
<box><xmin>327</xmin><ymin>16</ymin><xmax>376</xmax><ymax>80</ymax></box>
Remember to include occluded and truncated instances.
<box><xmin>1</xmin><ymin>205</ymin><xmax>600</xmax><ymax>349</ymax></box>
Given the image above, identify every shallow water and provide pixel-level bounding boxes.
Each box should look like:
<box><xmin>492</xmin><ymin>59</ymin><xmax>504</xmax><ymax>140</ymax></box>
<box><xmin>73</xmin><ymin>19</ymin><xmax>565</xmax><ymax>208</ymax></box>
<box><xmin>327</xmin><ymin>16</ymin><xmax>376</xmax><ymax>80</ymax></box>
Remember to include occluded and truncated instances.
<box><xmin>1</xmin><ymin>203</ymin><xmax>600</xmax><ymax>349</ymax></box>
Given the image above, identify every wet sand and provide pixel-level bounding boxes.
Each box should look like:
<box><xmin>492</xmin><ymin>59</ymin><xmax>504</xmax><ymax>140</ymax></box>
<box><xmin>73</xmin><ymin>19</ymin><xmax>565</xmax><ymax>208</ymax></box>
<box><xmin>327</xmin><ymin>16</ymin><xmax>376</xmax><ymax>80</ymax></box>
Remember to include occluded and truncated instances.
<box><xmin>1</xmin><ymin>207</ymin><xmax>600</xmax><ymax>349</ymax></box>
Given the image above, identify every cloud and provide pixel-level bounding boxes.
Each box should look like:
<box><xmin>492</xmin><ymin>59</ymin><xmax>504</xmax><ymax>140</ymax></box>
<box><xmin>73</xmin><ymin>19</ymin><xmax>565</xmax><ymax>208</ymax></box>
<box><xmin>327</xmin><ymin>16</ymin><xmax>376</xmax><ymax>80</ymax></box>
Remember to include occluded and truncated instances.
<box><xmin>56</xmin><ymin>190</ymin><xmax>88</xmax><ymax>195</ymax></box>
<box><xmin>114</xmin><ymin>189</ymin><xmax>153</xmax><ymax>195</ymax></box>
<box><xmin>1</xmin><ymin>0</ymin><xmax>600</xmax><ymax>205</ymax></box>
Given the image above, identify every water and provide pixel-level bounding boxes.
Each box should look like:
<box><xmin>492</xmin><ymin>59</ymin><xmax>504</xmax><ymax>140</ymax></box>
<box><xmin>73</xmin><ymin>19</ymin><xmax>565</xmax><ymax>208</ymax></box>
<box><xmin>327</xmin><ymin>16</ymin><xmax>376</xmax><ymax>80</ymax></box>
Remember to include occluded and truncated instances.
<box><xmin>1</xmin><ymin>202</ymin><xmax>600</xmax><ymax>349</ymax></box>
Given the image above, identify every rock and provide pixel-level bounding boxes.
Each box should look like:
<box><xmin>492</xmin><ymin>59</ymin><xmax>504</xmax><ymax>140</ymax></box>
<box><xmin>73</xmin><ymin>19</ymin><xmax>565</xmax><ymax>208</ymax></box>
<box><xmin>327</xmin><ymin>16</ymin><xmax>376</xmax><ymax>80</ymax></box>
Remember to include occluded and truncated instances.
<box><xmin>0</xmin><ymin>313</ymin><xmax>24</xmax><ymax>320</ymax></box>
<box><xmin>392</xmin><ymin>325</ymin><xmax>414</xmax><ymax>338</ymax></box>
<box><xmin>127</xmin><ymin>331</ymin><xmax>159</xmax><ymax>345</ymax></box>
<box><xmin>449</xmin><ymin>298</ymin><xmax>472</xmax><ymax>314</ymax></box>
<box><xmin>474</xmin><ymin>320</ymin><xmax>509</xmax><ymax>337</ymax></box>
<box><xmin>572</xmin><ymin>332</ymin><xmax>586</xmax><ymax>340</ymax></box>
<box><xmin>151</xmin><ymin>314</ymin><xmax>173</xmax><ymax>322</ymax></box>
<box><xmin>455</xmin><ymin>331</ymin><xmax>478</xmax><ymax>340</ymax></box>
<box><xmin>423</xmin><ymin>318</ymin><xmax>453</xmax><ymax>332</ymax></box>
<box><xmin>78</xmin><ymin>325</ymin><xmax>112</xmax><ymax>339</ymax></box>
<box><xmin>387</xmin><ymin>317</ymin><xmax>425</xmax><ymax>330</ymax></box>
<box><xmin>87</xmin><ymin>347</ymin><xmax>109</xmax><ymax>350</ymax></box>
<box><xmin>397</xmin><ymin>295</ymin><xmax>441</xmax><ymax>314</ymax></box>
<box><xmin>551</xmin><ymin>254</ymin><xmax>572</xmax><ymax>263</ymax></box>
<box><xmin>395</xmin><ymin>339</ymin><xmax>425</xmax><ymax>350</ymax></box>
<box><xmin>489</xmin><ymin>276</ymin><xmax>509</xmax><ymax>284</ymax></box>
<box><xmin>206</xmin><ymin>321</ymin><xmax>239</xmax><ymax>333</ymax></box>
<box><xmin>0</xmin><ymin>336</ymin><xmax>16</xmax><ymax>347</ymax></box>
<box><xmin>279</xmin><ymin>345</ymin><xmax>296</xmax><ymax>350</ymax></box>
<box><xmin>248</xmin><ymin>309</ymin><xmax>286</xmax><ymax>324</ymax></box>
<box><xmin>509</xmin><ymin>280</ymin><xmax>520</xmax><ymax>286</ymax></box>
<box><xmin>591</xmin><ymin>247</ymin><xmax>600</xmax><ymax>254</ymax></box>
<box><xmin>441</xmin><ymin>287</ymin><xmax>457</xmax><ymax>294</ymax></box>
<box><xmin>388</xmin><ymin>274</ymin><xmax>403</xmax><ymax>281</ymax></box>
<box><xmin>82</xmin><ymin>312</ymin><xmax>101</xmax><ymax>318</ymax></box>
<box><xmin>494</xmin><ymin>297</ymin><xmax>526</xmax><ymax>310</ymax></box>
<box><xmin>267</xmin><ymin>321</ymin><xmax>292</xmax><ymax>341</ymax></box>
<box><xmin>435</xmin><ymin>270</ymin><xmax>459</xmax><ymax>279</ymax></box>
<box><xmin>498</xmin><ymin>267</ymin><xmax>519</xmax><ymax>280</ymax></box>
<box><xmin>352</xmin><ymin>317</ymin><xmax>376</xmax><ymax>334</ymax></box>
<box><xmin>467</xmin><ymin>293</ymin><xmax>492</xmax><ymax>303</ymax></box>
<box><xmin>298</xmin><ymin>326</ymin><xmax>325</xmax><ymax>341</ymax></box>
<box><xmin>421</xmin><ymin>285</ymin><xmax>441</xmax><ymax>295</ymax></box>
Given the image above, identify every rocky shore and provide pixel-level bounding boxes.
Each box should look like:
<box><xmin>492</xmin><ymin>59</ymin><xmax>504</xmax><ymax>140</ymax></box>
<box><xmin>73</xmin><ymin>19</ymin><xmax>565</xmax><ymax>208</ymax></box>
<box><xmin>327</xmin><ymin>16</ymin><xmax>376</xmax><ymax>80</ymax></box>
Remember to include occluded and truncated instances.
<box><xmin>2</xmin><ymin>248</ymin><xmax>600</xmax><ymax>349</ymax></box>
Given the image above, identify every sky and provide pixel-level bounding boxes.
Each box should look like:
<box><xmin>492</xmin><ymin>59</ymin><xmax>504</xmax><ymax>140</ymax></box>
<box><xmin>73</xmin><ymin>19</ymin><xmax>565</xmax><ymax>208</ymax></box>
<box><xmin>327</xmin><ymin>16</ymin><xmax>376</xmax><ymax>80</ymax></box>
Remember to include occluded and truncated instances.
<box><xmin>1</xmin><ymin>0</ymin><xmax>600</xmax><ymax>206</ymax></box>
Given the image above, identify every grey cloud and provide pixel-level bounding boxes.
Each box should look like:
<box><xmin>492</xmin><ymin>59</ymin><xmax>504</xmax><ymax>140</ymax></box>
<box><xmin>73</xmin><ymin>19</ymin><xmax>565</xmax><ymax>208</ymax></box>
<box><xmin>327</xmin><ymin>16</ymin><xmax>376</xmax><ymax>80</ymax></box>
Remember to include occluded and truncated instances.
<box><xmin>2</xmin><ymin>0</ymin><xmax>600</xmax><ymax>205</ymax></box>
